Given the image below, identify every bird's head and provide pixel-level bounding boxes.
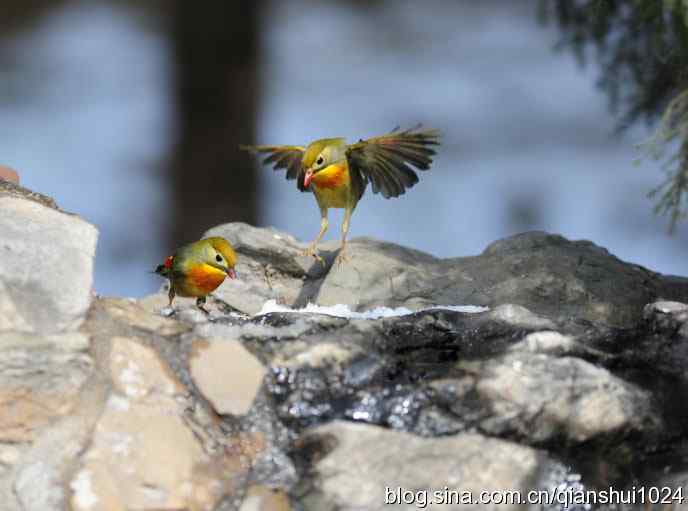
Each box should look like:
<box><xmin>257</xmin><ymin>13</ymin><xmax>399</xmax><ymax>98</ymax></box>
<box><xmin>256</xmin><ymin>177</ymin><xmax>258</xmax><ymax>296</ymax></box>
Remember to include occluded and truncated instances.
<box><xmin>203</xmin><ymin>237</ymin><xmax>238</xmax><ymax>279</ymax></box>
<box><xmin>302</xmin><ymin>138</ymin><xmax>346</xmax><ymax>187</ymax></box>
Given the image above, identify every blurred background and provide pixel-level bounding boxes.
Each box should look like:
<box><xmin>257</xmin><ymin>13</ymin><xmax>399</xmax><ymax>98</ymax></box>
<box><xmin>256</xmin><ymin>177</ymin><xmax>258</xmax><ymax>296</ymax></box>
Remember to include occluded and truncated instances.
<box><xmin>1</xmin><ymin>0</ymin><xmax>687</xmax><ymax>297</ymax></box>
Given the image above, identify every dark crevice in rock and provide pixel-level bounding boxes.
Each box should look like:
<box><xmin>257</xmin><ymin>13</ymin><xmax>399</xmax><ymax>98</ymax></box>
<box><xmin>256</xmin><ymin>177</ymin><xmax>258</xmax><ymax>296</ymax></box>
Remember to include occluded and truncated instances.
<box><xmin>219</xmin><ymin>298</ymin><xmax>688</xmax><ymax>499</ymax></box>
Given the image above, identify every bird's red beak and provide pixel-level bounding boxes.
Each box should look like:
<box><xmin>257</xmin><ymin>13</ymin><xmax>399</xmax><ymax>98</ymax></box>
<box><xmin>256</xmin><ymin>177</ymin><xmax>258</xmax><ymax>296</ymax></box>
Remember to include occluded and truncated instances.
<box><xmin>304</xmin><ymin>168</ymin><xmax>314</xmax><ymax>188</ymax></box>
<box><xmin>227</xmin><ymin>268</ymin><xmax>237</xmax><ymax>279</ymax></box>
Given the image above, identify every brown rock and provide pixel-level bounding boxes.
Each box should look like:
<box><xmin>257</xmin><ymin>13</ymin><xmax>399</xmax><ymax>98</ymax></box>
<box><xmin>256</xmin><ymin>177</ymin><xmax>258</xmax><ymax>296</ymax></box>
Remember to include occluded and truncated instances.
<box><xmin>0</xmin><ymin>332</ymin><xmax>92</xmax><ymax>442</ymax></box>
<box><xmin>226</xmin><ymin>431</ymin><xmax>267</xmax><ymax>464</ymax></box>
<box><xmin>240</xmin><ymin>485</ymin><xmax>291</xmax><ymax>511</ymax></box>
<box><xmin>0</xmin><ymin>165</ymin><xmax>19</xmax><ymax>184</ymax></box>
<box><xmin>98</xmin><ymin>298</ymin><xmax>190</xmax><ymax>337</ymax></box>
<box><xmin>190</xmin><ymin>338</ymin><xmax>267</xmax><ymax>416</ymax></box>
<box><xmin>70</xmin><ymin>337</ymin><xmax>241</xmax><ymax>511</ymax></box>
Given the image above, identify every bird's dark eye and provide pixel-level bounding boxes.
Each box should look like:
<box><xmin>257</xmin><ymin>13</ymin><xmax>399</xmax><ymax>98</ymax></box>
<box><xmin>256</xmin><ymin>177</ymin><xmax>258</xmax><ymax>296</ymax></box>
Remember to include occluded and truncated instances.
<box><xmin>216</xmin><ymin>254</ymin><xmax>223</xmax><ymax>262</ymax></box>
<box><xmin>316</xmin><ymin>156</ymin><xmax>324</xmax><ymax>165</ymax></box>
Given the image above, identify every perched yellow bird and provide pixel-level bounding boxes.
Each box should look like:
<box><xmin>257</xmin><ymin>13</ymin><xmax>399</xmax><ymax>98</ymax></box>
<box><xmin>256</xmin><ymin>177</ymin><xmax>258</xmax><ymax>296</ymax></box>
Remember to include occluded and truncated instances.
<box><xmin>242</xmin><ymin>126</ymin><xmax>440</xmax><ymax>263</ymax></box>
<box><xmin>154</xmin><ymin>237</ymin><xmax>237</xmax><ymax>313</ymax></box>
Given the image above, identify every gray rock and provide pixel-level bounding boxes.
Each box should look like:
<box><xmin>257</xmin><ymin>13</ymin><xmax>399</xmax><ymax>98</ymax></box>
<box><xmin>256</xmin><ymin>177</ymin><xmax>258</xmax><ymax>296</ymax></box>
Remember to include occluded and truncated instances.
<box><xmin>0</xmin><ymin>180</ymin><xmax>59</xmax><ymax>211</ymax></box>
<box><xmin>0</xmin><ymin>196</ymin><xmax>97</xmax><ymax>334</ymax></box>
<box><xmin>486</xmin><ymin>304</ymin><xmax>556</xmax><ymax>329</ymax></box>
<box><xmin>0</xmin><ymin>331</ymin><xmax>100</xmax><ymax>511</ymax></box>
<box><xmin>620</xmin><ymin>300</ymin><xmax>688</xmax><ymax>381</ymax></box>
<box><xmin>200</xmin><ymin>306</ymin><xmax>657</xmax><ymax>447</ymax></box>
<box><xmin>294</xmin><ymin>421</ymin><xmax>547</xmax><ymax>511</ymax></box>
<box><xmin>13</xmin><ymin>413</ymin><xmax>101</xmax><ymax>511</ymax></box>
<box><xmin>466</xmin><ymin>352</ymin><xmax>659</xmax><ymax>442</ymax></box>
<box><xmin>204</xmin><ymin>223</ymin><xmax>688</xmax><ymax>327</ymax></box>
<box><xmin>509</xmin><ymin>331</ymin><xmax>576</xmax><ymax>354</ymax></box>
<box><xmin>0</xmin><ymin>189</ymin><xmax>102</xmax><ymax>509</ymax></box>
<box><xmin>141</xmin><ymin>223</ymin><xmax>688</xmax><ymax>505</ymax></box>
<box><xmin>645</xmin><ymin>300</ymin><xmax>688</xmax><ymax>315</ymax></box>
<box><xmin>0</xmin><ymin>332</ymin><xmax>93</xmax><ymax>443</ymax></box>
<box><xmin>4</xmin><ymin>184</ymin><xmax>688</xmax><ymax>510</ymax></box>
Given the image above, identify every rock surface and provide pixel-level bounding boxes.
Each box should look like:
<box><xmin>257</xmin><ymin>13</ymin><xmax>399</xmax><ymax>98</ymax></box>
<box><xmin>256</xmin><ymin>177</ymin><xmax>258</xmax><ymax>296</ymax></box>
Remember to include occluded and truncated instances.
<box><xmin>190</xmin><ymin>338</ymin><xmax>267</xmax><ymax>416</ymax></box>
<box><xmin>294</xmin><ymin>421</ymin><xmax>546</xmax><ymax>511</ymax></box>
<box><xmin>206</xmin><ymin>223</ymin><xmax>688</xmax><ymax>328</ymax></box>
<box><xmin>2</xmin><ymin>187</ymin><xmax>688</xmax><ymax>511</ymax></box>
<box><xmin>0</xmin><ymin>192</ymin><xmax>97</xmax><ymax>334</ymax></box>
<box><xmin>465</xmin><ymin>352</ymin><xmax>658</xmax><ymax>442</ymax></box>
<box><xmin>0</xmin><ymin>165</ymin><xmax>19</xmax><ymax>184</ymax></box>
<box><xmin>0</xmin><ymin>332</ymin><xmax>92</xmax><ymax>443</ymax></box>
<box><xmin>71</xmin><ymin>337</ymin><xmax>239</xmax><ymax>511</ymax></box>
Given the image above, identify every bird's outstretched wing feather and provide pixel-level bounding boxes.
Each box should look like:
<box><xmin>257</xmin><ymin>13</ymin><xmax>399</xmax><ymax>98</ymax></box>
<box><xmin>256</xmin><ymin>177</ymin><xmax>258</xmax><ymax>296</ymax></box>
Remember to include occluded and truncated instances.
<box><xmin>345</xmin><ymin>126</ymin><xmax>440</xmax><ymax>199</ymax></box>
<box><xmin>240</xmin><ymin>145</ymin><xmax>309</xmax><ymax>191</ymax></box>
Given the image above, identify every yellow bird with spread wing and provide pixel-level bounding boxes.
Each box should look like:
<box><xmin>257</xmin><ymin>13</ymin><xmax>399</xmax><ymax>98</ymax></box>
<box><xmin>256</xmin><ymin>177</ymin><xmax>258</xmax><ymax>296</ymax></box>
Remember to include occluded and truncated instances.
<box><xmin>242</xmin><ymin>126</ymin><xmax>440</xmax><ymax>264</ymax></box>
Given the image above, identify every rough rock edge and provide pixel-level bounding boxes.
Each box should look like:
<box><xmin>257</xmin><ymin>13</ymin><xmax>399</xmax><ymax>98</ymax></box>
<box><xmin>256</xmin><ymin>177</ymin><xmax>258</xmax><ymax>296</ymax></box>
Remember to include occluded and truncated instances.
<box><xmin>0</xmin><ymin>180</ymin><xmax>60</xmax><ymax>211</ymax></box>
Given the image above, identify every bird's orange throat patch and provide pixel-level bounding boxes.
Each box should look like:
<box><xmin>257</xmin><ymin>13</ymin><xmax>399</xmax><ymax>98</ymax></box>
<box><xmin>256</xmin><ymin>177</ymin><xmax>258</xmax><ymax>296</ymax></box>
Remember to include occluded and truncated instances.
<box><xmin>185</xmin><ymin>264</ymin><xmax>227</xmax><ymax>296</ymax></box>
<box><xmin>311</xmin><ymin>163</ymin><xmax>349</xmax><ymax>190</ymax></box>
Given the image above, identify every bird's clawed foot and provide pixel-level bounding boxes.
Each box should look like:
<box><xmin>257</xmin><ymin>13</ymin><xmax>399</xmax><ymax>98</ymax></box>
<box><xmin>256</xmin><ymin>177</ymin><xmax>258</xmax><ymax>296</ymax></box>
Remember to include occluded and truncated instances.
<box><xmin>335</xmin><ymin>246</ymin><xmax>351</xmax><ymax>268</ymax></box>
<box><xmin>300</xmin><ymin>244</ymin><xmax>325</xmax><ymax>265</ymax></box>
<box><xmin>160</xmin><ymin>307</ymin><xmax>176</xmax><ymax>317</ymax></box>
<box><xmin>196</xmin><ymin>297</ymin><xmax>210</xmax><ymax>315</ymax></box>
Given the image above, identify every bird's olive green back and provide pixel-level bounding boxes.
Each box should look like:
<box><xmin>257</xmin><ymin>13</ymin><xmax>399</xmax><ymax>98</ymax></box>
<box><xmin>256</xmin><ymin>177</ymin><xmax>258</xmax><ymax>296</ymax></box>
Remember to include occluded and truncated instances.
<box><xmin>303</xmin><ymin>138</ymin><xmax>346</xmax><ymax>168</ymax></box>
<box><xmin>172</xmin><ymin>239</ymin><xmax>206</xmax><ymax>273</ymax></box>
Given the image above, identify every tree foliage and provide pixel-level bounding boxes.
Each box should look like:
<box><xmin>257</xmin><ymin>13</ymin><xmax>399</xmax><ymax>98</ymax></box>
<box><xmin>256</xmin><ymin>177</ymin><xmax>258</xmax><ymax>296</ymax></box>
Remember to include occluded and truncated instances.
<box><xmin>540</xmin><ymin>0</ymin><xmax>688</xmax><ymax>230</ymax></box>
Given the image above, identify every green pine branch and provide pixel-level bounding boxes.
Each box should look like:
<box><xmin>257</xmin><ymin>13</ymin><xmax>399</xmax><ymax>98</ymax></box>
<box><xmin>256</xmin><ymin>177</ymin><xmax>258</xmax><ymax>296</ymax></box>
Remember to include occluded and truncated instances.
<box><xmin>541</xmin><ymin>0</ymin><xmax>688</xmax><ymax>231</ymax></box>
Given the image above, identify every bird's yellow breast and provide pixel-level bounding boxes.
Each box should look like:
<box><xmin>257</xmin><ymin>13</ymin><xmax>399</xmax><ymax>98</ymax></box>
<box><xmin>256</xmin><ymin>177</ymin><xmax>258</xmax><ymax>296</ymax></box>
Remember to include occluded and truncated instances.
<box><xmin>311</xmin><ymin>162</ymin><xmax>351</xmax><ymax>209</ymax></box>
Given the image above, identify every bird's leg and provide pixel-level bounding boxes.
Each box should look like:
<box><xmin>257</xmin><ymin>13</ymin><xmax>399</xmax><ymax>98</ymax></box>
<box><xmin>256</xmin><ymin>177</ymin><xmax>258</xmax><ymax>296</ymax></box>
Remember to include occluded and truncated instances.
<box><xmin>162</xmin><ymin>285</ymin><xmax>177</xmax><ymax>316</ymax></box>
<box><xmin>300</xmin><ymin>206</ymin><xmax>328</xmax><ymax>263</ymax></box>
<box><xmin>196</xmin><ymin>296</ymin><xmax>210</xmax><ymax>315</ymax></box>
<box><xmin>167</xmin><ymin>286</ymin><xmax>175</xmax><ymax>307</ymax></box>
<box><xmin>335</xmin><ymin>207</ymin><xmax>352</xmax><ymax>267</ymax></box>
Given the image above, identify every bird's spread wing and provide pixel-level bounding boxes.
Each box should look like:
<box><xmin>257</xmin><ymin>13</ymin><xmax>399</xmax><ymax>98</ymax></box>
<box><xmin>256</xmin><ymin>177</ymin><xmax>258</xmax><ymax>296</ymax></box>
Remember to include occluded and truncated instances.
<box><xmin>345</xmin><ymin>126</ymin><xmax>440</xmax><ymax>199</ymax></box>
<box><xmin>240</xmin><ymin>144</ymin><xmax>309</xmax><ymax>191</ymax></box>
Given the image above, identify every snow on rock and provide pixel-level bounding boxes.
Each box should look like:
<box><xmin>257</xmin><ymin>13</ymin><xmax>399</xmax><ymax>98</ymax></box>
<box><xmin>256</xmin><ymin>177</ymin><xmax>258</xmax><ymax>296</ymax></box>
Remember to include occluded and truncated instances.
<box><xmin>256</xmin><ymin>299</ymin><xmax>488</xmax><ymax>319</ymax></box>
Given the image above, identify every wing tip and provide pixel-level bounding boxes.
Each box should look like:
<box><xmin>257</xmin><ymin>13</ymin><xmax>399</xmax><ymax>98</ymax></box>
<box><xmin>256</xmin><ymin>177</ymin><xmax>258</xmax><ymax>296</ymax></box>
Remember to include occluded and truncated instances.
<box><xmin>390</xmin><ymin>124</ymin><xmax>441</xmax><ymax>145</ymax></box>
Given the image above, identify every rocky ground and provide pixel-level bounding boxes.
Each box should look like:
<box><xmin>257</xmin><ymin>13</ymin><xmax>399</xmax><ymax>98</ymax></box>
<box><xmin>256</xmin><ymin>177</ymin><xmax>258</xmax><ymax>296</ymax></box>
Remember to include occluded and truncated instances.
<box><xmin>2</xmin><ymin>180</ymin><xmax>688</xmax><ymax>510</ymax></box>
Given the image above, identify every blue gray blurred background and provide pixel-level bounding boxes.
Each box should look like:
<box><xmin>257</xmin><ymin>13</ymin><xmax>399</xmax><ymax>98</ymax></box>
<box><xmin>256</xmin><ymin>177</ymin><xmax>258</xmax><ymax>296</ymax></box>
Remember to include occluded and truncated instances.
<box><xmin>1</xmin><ymin>0</ymin><xmax>686</xmax><ymax>297</ymax></box>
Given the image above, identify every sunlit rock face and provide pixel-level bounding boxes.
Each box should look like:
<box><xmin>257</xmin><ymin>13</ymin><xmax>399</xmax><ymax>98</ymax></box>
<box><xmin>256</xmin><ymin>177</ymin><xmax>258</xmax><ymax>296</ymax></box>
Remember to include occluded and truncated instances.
<box><xmin>206</xmin><ymin>221</ymin><xmax>688</xmax><ymax>328</ymax></box>
<box><xmin>0</xmin><ymin>182</ymin><xmax>97</xmax><ymax>334</ymax></box>
<box><xmin>2</xmin><ymin>186</ymin><xmax>688</xmax><ymax>511</ymax></box>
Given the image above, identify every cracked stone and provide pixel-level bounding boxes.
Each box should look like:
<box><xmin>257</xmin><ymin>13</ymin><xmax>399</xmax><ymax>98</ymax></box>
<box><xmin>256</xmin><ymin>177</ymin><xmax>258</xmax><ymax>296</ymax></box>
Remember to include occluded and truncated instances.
<box><xmin>71</xmin><ymin>337</ymin><xmax>245</xmax><ymax>511</ymax></box>
<box><xmin>0</xmin><ymin>196</ymin><xmax>97</xmax><ymax>334</ymax></box>
<box><xmin>294</xmin><ymin>421</ymin><xmax>546</xmax><ymax>511</ymax></box>
<box><xmin>190</xmin><ymin>338</ymin><xmax>267</xmax><ymax>416</ymax></box>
